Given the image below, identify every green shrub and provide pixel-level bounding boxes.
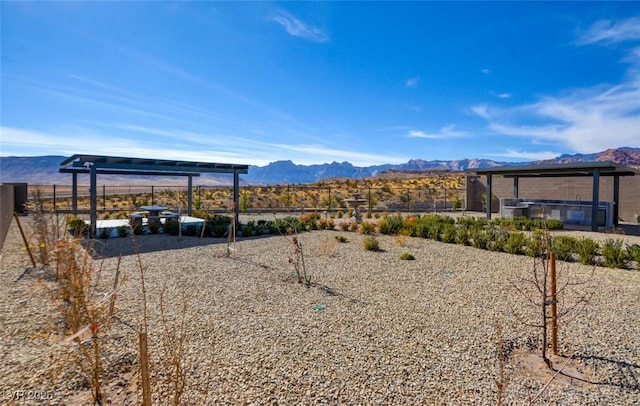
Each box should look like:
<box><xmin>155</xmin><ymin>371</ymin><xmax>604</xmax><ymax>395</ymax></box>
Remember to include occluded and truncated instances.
<box><xmin>400</xmin><ymin>252</ymin><xmax>415</xmax><ymax>260</ymax></box>
<box><xmin>545</xmin><ymin>219</ymin><xmax>564</xmax><ymax>230</ymax></box>
<box><xmin>360</xmin><ymin>222</ymin><xmax>375</xmax><ymax>235</ymax></box>
<box><xmin>339</xmin><ymin>222</ymin><xmax>351</xmax><ymax>231</ymax></box>
<box><xmin>505</xmin><ymin>232</ymin><xmax>528</xmax><ymax>255</ymax></box>
<box><xmin>470</xmin><ymin>228</ymin><xmax>490</xmax><ymax>250</ymax></box>
<box><xmin>335</xmin><ymin>235</ymin><xmax>348</xmax><ymax>243</ymax></box>
<box><xmin>440</xmin><ymin>223</ymin><xmax>457</xmax><ymax>243</ymax></box>
<box><xmin>363</xmin><ymin>236</ymin><xmax>380</xmax><ymax>251</ymax></box>
<box><xmin>486</xmin><ymin>228</ymin><xmax>508</xmax><ymax>252</ymax></box>
<box><xmin>627</xmin><ymin>244</ymin><xmax>640</xmax><ymax>267</ymax></box>
<box><xmin>455</xmin><ymin>226</ymin><xmax>471</xmax><ymax>246</ymax></box>
<box><xmin>550</xmin><ymin>236</ymin><xmax>577</xmax><ymax>262</ymax></box>
<box><xmin>602</xmin><ymin>239</ymin><xmax>629</xmax><ymax>269</ymax></box>
<box><xmin>428</xmin><ymin>222</ymin><xmax>442</xmax><ymax>241</ymax></box>
<box><xmin>526</xmin><ymin>230</ymin><xmax>547</xmax><ymax>257</ymax></box>
<box><xmin>575</xmin><ymin>237</ymin><xmax>599</xmax><ymax>265</ymax></box>
<box><xmin>67</xmin><ymin>216</ymin><xmax>89</xmax><ymax>237</ymax></box>
<box><xmin>378</xmin><ymin>215</ymin><xmax>404</xmax><ymax>235</ymax></box>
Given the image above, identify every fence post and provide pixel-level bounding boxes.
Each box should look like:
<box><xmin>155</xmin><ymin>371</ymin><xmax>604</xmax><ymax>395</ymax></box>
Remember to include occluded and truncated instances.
<box><xmin>102</xmin><ymin>185</ymin><xmax>106</xmax><ymax>210</ymax></box>
<box><xmin>53</xmin><ymin>184</ymin><xmax>57</xmax><ymax>212</ymax></box>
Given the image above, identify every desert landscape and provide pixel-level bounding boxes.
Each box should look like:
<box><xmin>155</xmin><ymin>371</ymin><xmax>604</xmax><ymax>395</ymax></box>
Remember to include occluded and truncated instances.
<box><xmin>1</xmin><ymin>211</ymin><xmax>639</xmax><ymax>405</ymax></box>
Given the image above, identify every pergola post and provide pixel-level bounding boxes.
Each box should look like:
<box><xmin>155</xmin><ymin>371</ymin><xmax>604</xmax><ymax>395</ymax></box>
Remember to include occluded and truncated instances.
<box><xmin>486</xmin><ymin>172</ymin><xmax>493</xmax><ymax>220</ymax></box>
<box><xmin>187</xmin><ymin>175</ymin><xmax>193</xmax><ymax>215</ymax></box>
<box><xmin>233</xmin><ymin>170</ymin><xmax>240</xmax><ymax>226</ymax></box>
<box><xmin>513</xmin><ymin>176</ymin><xmax>519</xmax><ymax>198</ymax></box>
<box><xmin>72</xmin><ymin>173</ymin><xmax>78</xmax><ymax>214</ymax></box>
<box><xmin>90</xmin><ymin>164</ymin><xmax>97</xmax><ymax>237</ymax></box>
<box><xmin>591</xmin><ymin>168</ymin><xmax>600</xmax><ymax>232</ymax></box>
<box><xmin>613</xmin><ymin>175</ymin><xmax>620</xmax><ymax>227</ymax></box>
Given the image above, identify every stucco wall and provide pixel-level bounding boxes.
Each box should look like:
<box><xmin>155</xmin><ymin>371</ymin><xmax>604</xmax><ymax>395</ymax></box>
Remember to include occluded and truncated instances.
<box><xmin>0</xmin><ymin>184</ymin><xmax>15</xmax><ymax>250</ymax></box>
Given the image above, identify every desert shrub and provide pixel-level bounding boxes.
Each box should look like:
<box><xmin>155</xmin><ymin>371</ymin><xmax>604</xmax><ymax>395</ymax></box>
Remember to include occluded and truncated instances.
<box><xmin>378</xmin><ymin>215</ymin><xmax>404</xmax><ymax>235</ymax></box>
<box><xmin>513</xmin><ymin>216</ymin><xmax>534</xmax><ymax>231</ymax></box>
<box><xmin>455</xmin><ymin>226</ymin><xmax>471</xmax><ymax>246</ymax></box>
<box><xmin>240</xmin><ymin>224</ymin><xmax>254</xmax><ymax>237</ymax></box>
<box><xmin>208</xmin><ymin>216</ymin><xmax>231</xmax><ymax>237</ymax></box>
<box><xmin>627</xmin><ymin>244</ymin><xmax>640</xmax><ymax>267</ymax></box>
<box><xmin>487</xmin><ymin>228</ymin><xmax>508</xmax><ymax>252</ymax></box>
<box><xmin>544</xmin><ymin>219</ymin><xmax>564</xmax><ymax>230</ymax></box>
<box><xmin>400</xmin><ymin>252</ymin><xmax>415</xmax><ymax>260</ymax></box>
<box><xmin>67</xmin><ymin>216</ymin><xmax>89</xmax><ymax>237</ymax></box>
<box><xmin>601</xmin><ymin>239</ymin><xmax>629</xmax><ymax>269</ymax></box>
<box><xmin>550</xmin><ymin>236</ymin><xmax>577</xmax><ymax>262</ymax></box>
<box><xmin>440</xmin><ymin>223</ymin><xmax>457</xmax><ymax>243</ymax></box>
<box><xmin>270</xmin><ymin>216</ymin><xmax>304</xmax><ymax>234</ymax></box>
<box><xmin>363</xmin><ymin>236</ymin><xmax>380</xmax><ymax>251</ymax></box>
<box><xmin>526</xmin><ymin>230</ymin><xmax>546</xmax><ymax>257</ymax></box>
<box><xmin>335</xmin><ymin>235</ymin><xmax>348</xmax><ymax>243</ymax></box>
<box><xmin>457</xmin><ymin>216</ymin><xmax>488</xmax><ymax>228</ymax></box>
<box><xmin>300</xmin><ymin>212</ymin><xmax>321</xmax><ymax>222</ymax></box>
<box><xmin>504</xmin><ymin>232</ymin><xmax>527</xmax><ymax>255</ymax></box>
<box><xmin>339</xmin><ymin>222</ymin><xmax>351</xmax><ymax>231</ymax></box>
<box><xmin>428</xmin><ymin>222</ymin><xmax>442</xmax><ymax>241</ymax></box>
<box><xmin>318</xmin><ymin>218</ymin><xmax>335</xmax><ymax>230</ymax></box>
<box><xmin>575</xmin><ymin>237</ymin><xmax>599</xmax><ymax>265</ymax></box>
<box><xmin>360</xmin><ymin>222</ymin><xmax>375</xmax><ymax>235</ymax></box>
<box><xmin>470</xmin><ymin>228</ymin><xmax>490</xmax><ymax>250</ymax></box>
<box><xmin>348</xmin><ymin>221</ymin><xmax>360</xmax><ymax>232</ymax></box>
<box><xmin>117</xmin><ymin>225</ymin><xmax>129</xmax><ymax>238</ymax></box>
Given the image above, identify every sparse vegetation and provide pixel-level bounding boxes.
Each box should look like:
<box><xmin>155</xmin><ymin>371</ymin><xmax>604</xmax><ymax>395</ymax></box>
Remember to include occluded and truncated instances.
<box><xmin>399</xmin><ymin>252</ymin><xmax>415</xmax><ymax>260</ymax></box>
<box><xmin>363</xmin><ymin>236</ymin><xmax>380</xmax><ymax>251</ymax></box>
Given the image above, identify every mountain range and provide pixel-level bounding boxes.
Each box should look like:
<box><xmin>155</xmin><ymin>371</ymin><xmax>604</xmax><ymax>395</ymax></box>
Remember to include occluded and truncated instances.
<box><xmin>1</xmin><ymin>147</ymin><xmax>639</xmax><ymax>185</ymax></box>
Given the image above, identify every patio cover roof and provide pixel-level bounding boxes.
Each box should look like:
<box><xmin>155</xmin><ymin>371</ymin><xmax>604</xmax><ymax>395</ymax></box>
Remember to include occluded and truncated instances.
<box><xmin>59</xmin><ymin>154</ymin><xmax>249</xmax><ymax>236</ymax></box>
<box><xmin>60</xmin><ymin>154</ymin><xmax>249</xmax><ymax>175</ymax></box>
<box><xmin>466</xmin><ymin>161</ymin><xmax>638</xmax><ymax>231</ymax></box>
<box><xmin>467</xmin><ymin>161</ymin><xmax>639</xmax><ymax>178</ymax></box>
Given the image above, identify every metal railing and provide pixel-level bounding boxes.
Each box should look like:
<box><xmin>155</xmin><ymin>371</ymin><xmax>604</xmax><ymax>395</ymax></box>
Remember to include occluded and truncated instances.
<box><xmin>28</xmin><ymin>184</ymin><xmax>467</xmax><ymax>214</ymax></box>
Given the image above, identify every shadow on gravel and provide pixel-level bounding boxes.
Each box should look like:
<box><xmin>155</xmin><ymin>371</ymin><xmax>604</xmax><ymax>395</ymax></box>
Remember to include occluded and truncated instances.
<box><xmin>573</xmin><ymin>354</ymin><xmax>640</xmax><ymax>391</ymax></box>
<box><xmin>83</xmin><ymin>235</ymin><xmax>230</xmax><ymax>258</ymax></box>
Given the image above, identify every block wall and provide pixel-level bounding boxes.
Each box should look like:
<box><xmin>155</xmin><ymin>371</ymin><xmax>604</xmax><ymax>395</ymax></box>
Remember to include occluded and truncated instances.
<box><xmin>466</xmin><ymin>175</ymin><xmax>640</xmax><ymax>222</ymax></box>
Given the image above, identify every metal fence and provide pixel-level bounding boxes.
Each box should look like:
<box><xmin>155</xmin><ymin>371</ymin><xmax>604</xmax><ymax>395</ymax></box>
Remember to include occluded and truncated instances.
<box><xmin>28</xmin><ymin>184</ymin><xmax>467</xmax><ymax>214</ymax></box>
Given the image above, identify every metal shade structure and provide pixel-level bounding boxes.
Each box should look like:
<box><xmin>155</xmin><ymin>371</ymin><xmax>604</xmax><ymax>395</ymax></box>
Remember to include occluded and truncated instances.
<box><xmin>466</xmin><ymin>161</ymin><xmax>639</xmax><ymax>231</ymax></box>
<box><xmin>60</xmin><ymin>154</ymin><xmax>249</xmax><ymax>235</ymax></box>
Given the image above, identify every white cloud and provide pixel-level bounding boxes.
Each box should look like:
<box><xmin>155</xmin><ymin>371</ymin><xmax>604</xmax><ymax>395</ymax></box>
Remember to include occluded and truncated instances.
<box><xmin>405</xmin><ymin>77</ymin><xmax>420</xmax><ymax>87</ymax></box>
<box><xmin>0</xmin><ymin>125</ymin><xmax>406</xmax><ymax>167</ymax></box>
<box><xmin>491</xmin><ymin>149</ymin><xmax>560</xmax><ymax>161</ymax></box>
<box><xmin>272</xmin><ymin>10</ymin><xmax>329</xmax><ymax>43</ymax></box>
<box><xmin>470</xmin><ymin>104</ymin><xmax>491</xmax><ymax>120</ymax></box>
<box><xmin>576</xmin><ymin>17</ymin><xmax>640</xmax><ymax>45</ymax></box>
<box><xmin>408</xmin><ymin>124</ymin><xmax>470</xmax><ymax>140</ymax></box>
<box><xmin>481</xmin><ymin>68</ymin><xmax>491</xmax><ymax>75</ymax></box>
<box><xmin>492</xmin><ymin>91</ymin><xmax>511</xmax><ymax>99</ymax></box>
<box><xmin>475</xmin><ymin>17</ymin><xmax>640</xmax><ymax>153</ymax></box>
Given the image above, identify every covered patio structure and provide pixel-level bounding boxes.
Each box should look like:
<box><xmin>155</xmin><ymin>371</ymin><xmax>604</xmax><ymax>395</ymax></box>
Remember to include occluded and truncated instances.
<box><xmin>59</xmin><ymin>154</ymin><xmax>249</xmax><ymax>236</ymax></box>
<box><xmin>467</xmin><ymin>161</ymin><xmax>639</xmax><ymax>231</ymax></box>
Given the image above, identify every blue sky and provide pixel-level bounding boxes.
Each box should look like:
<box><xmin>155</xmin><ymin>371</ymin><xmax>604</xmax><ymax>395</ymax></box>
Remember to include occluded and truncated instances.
<box><xmin>1</xmin><ymin>1</ymin><xmax>639</xmax><ymax>166</ymax></box>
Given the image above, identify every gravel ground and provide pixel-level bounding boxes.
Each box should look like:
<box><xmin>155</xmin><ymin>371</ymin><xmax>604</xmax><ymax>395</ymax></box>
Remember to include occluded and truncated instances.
<box><xmin>1</xmin><ymin>216</ymin><xmax>639</xmax><ymax>405</ymax></box>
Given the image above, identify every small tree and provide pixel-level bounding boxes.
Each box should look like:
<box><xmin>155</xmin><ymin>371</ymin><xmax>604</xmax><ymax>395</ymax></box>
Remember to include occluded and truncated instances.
<box><xmin>510</xmin><ymin>223</ymin><xmax>594</xmax><ymax>369</ymax></box>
